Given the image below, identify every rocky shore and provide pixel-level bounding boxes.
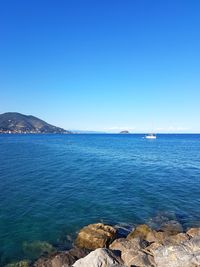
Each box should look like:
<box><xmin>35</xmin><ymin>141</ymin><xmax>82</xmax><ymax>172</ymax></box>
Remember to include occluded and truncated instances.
<box><xmin>6</xmin><ymin>219</ymin><xmax>200</xmax><ymax>267</ymax></box>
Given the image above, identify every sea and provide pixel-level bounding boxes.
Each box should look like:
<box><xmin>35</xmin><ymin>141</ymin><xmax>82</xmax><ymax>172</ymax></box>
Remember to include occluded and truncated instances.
<box><xmin>0</xmin><ymin>134</ymin><xmax>200</xmax><ymax>266</ymax></box>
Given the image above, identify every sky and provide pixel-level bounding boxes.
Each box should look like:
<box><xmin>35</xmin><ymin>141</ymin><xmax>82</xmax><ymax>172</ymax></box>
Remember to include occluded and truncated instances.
<box><xmin>0</xmin><ymin>0</ymin><xmax>200</xmax><ymax>133</ymax></box>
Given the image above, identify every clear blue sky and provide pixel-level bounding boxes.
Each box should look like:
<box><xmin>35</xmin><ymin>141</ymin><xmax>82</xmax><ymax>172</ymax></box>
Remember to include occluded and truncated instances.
<box><xmin>0</xmin><ymin>0</ymin><xmax>199</xmax><ymax>132</ymax></box>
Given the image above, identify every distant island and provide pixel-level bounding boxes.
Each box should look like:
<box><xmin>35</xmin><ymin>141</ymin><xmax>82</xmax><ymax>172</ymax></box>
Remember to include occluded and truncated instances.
<box><xmin>0</xmin><ymin>112</ymin><xmax>72</xmax><ymax>134</ymax></box>
<box><xmin>120</xmin><ymin>130</ymin><xmax>130</xmax><ymax>134</ymax></box>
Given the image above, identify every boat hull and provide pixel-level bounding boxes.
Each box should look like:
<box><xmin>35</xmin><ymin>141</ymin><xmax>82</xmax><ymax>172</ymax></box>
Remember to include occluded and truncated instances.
<box><xmin>145</xmin><ymin>136</ymin><xmax>156</xmax><ymax>139</ymax></box>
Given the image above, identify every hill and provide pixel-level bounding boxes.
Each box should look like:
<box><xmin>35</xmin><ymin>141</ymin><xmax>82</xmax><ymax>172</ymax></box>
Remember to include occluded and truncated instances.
<box><xmin>119</xmin><ymin>130</ymin><xmax>130</xmax><ymax>134</ymax></box>
<box><xmin>0</xmin><ymin>112</ymin><xmax>72</xmax><ymax>134</ymax></box>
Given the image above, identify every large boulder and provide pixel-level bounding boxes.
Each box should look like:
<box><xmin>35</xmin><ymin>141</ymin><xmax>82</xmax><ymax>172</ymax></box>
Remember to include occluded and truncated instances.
<box><xmin>72</xmin><ymin>248</ymin><xmax>123</xmax><ymax>267</ymax></box>
<box><xmin>127</xmin><ymin>224</ymin><xmax>151</xmax><ymax>240</ymax></box>
<box><xmin>34</xmin><ymin>247</ymin><xmax>89</xmax><ymax>267</ymax></box>
<box><xmin>75</xmin><ymin>223</ymin><xmax>116</xmax><ymax>250</ymax></box>
<box><xmin>154</xmin><ymin>235</ymin><xmax>200</xmax><ymax>267</ymax></box>
<box><xmin>109</xmin><ymin>238</ymin><xmax>153</xmax><ymax>267</ymax></box>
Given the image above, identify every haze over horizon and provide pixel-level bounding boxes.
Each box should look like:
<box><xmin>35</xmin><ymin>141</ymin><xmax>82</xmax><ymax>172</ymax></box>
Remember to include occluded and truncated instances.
<box><xmin>0</xmin><ymin>0</ymin><xmax>200</xmax><ymax>133</ymax></box>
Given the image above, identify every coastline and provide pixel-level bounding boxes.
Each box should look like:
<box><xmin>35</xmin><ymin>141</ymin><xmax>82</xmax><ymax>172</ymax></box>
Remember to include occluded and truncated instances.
<box><xmin>5</xmin><ymin>215</ymin><xmax>200</xmax><ymax>267</ymax></box>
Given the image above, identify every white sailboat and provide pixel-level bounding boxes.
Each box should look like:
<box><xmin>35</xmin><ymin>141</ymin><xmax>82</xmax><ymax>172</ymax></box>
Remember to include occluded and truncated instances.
<box><xmin>145</xmin><ymin>133</ymin><xmax>157</xmax><ymax>139</ymax></box>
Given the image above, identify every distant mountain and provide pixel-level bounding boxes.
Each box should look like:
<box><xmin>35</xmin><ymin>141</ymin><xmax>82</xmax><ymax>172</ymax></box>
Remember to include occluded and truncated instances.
<box><xmin>0</xmin><ymin>112</ymin><xmax>72</xmax><ymax>134</ymax></box>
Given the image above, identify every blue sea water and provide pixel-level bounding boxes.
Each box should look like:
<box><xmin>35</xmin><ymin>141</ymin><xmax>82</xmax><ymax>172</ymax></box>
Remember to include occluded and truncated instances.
<box><xmin>0</xmin><ymin>134</ymin><xmax>200</xmax><ymax>265</ymax></box>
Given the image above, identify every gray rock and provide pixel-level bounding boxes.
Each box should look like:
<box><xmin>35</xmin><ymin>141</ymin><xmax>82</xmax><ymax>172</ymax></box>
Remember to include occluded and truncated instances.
<box><xmin>154</xmin><ymin>235</ymin><xmax>200</xmax><ymax>267</ymax></box>
<box><xmin>72</xmin><ymin>248</ymin><xmax>123</xmax><ymax>267</ymax></box>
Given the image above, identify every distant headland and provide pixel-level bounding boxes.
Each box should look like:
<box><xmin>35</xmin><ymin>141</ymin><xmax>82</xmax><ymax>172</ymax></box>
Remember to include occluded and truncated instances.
<box><xmin>0</xmin><ymin>112</ymin><xmax>72</xmax><ymax>134</ymax></box>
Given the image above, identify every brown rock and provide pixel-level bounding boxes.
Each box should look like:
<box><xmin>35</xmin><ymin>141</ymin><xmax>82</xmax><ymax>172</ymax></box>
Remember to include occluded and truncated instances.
<box><xmin>146</xmin><ymin>230</ymin><xmax>167</xmax><ymax>244</ymax></box>
<box><xmin>127</xmin><ymin>224</ymin><xmax>151</xmax><ymax>240</ymax></box>
<box><xmin>34</xmin><ymin>247</ymin><xmax>89</xmax><ymax>267</ymax></box>
<box><xmin>68</xmin><ymin>247</ymin><xmax>90</xmax><ymax>259</ymax></box>
<box><xmin>163</xmin><ymin>233</ymin><xmax>189</xmax><ymax>245</ymax></box>
<box><xmin>146</xmin><ymin>229</ymin><xmax>189</xmax><ymax>246</ymax></box>
<box><xmin>109</xmin><ymin>238</ymin><xmax>153</xmax><ymax>267</ymax></box>
<box><xmin>109</xmin><ymin>237</ymin><xmax>142</xmax><ymax>252</ymax></box>
<box><xmin>144</xmin><ymin>242</ymin><xmax>163</xmax><ymax>255</ymax></box>
<box><xmin>75</xmin><ymin>223</ymin><xmax>117</xmax><ymax>250</ymax></box>
<box><xmin>186</xmin><ymin>227</ymin><xmax>200</xmax><ymax>238</ymax></box>
<box><xmin>34</xmin><ymin>252</ymin><xmax>75</xmax><ymax>267</ymax></box>
<box><xmin>121</xmin><ymin>249</ymin><xmax>153</xmax><ymax>267</ymax></box>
